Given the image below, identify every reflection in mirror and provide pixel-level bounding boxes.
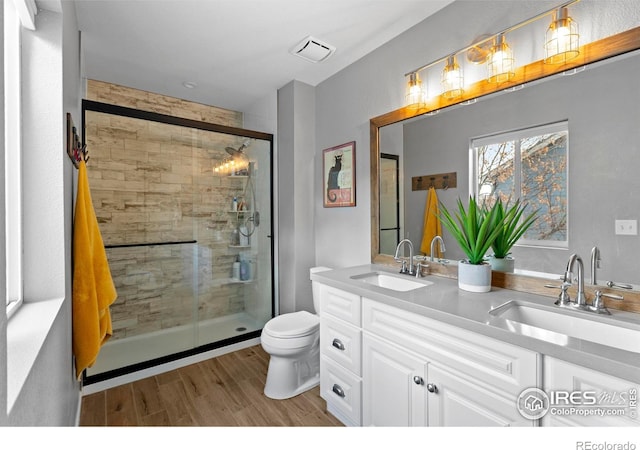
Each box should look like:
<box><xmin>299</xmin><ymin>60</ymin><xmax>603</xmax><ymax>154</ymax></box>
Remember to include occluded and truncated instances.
<box><xmin>373</xmin><ymin>28</ymin><xmax>640</xmax><ymax>291</ymax></box>
<box><xmin>471</xmin><ymin>121</ymin><xmax>569</xmax><ymax>248</ymax></box>
<box><xmin>380</xmin><ymin>154</ymin><xmax>400</xmax><ymax>255</ymax></box>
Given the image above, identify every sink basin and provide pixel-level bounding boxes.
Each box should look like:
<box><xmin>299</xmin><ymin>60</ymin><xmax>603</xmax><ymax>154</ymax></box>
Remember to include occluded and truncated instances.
<box><xmin>489</xmin><ymin>301</ymin><xmax>640</xmax><ymax>353</ymax></box>
<box><xmin>350</xmin><ymin>271</ymin><xmax>433</xmax><ymax>292</ymax></box>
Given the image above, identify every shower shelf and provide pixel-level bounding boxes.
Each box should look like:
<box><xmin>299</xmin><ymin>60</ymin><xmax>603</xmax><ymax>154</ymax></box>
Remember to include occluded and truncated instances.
<box><xmin>228</xmin><ymin>245</ymin><xmax>251</xmax><ymax>249</ymax></box>
<box><xmin>226</xmin><ymin>278</ymin><xmax>253</xmax><ymax>285</ymax></box>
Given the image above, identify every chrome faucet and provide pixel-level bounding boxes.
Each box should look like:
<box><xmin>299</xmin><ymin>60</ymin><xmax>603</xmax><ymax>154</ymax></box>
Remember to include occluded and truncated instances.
<box><xmin>429</xmin><ymin>236</ymin><xmax>446</xmax><ymax>262</ymax></box>
<box><xmin>590</xmin><ymin>246</ymin><xmax>600</xmax><ymax>285</ymax></box>
<box><xmin>394</xmin><ymin>239</ymin><xmax>415</xmax><ymax>275</ymax></box>
<box><xmin>564</xmin><ymin>253</ymin><xmax>588</xmax><ymax>309</ymax></box>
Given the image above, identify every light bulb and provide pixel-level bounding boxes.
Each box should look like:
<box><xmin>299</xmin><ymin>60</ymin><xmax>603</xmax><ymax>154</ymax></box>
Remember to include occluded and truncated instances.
<box><xmin>544</xmin><ymin>7</ymin><xmax>579</xmax><ymax>64</ymax></box>
<box><xmin>488</xmin><ymin>34</ymin><xmax>515</xmax><ymax>83</ymax></box>
<box><xmin>405</xmin><ymin>72</ymin><xmax>426</xmax><ymax>108</ymax></box>
<box><xmin>442</xmin><ymin>55</ymin><xmax>464</xmax><ymax>99</ymax></box>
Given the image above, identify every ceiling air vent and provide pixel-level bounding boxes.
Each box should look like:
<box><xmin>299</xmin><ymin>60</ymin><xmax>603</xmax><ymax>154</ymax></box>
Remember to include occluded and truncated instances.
<box><xmin>290</xmin><ymin>36</ymin><xmax>336</xmax><ymax>63</ymax></box>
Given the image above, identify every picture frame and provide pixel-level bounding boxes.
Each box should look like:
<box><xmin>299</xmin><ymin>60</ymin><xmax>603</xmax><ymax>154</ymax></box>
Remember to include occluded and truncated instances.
<box><xmin>323</xmin><ymin>141</ymin><xmax>356</xmax><ymax>208</ymax></box>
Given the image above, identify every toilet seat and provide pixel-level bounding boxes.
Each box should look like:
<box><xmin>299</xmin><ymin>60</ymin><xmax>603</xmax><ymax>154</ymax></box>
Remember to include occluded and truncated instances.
<box><xmin>263</xmin><ymin>311</ymin><xmax>319</xmax><ymax>338</ymax></box>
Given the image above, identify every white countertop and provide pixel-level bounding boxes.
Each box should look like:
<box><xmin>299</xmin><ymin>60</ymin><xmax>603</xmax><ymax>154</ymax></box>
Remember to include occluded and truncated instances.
<box><xmin>311</xmin><ymin>264</ymin><xmax>640</xmax><ymax>384</ymax></box>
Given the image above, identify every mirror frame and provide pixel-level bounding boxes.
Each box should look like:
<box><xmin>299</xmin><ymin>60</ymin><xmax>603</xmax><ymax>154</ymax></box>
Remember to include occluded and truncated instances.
<box><xmin>370</xmin><ymin>26</ymin><xmax>640</xmax><ymax>312</ymax></box>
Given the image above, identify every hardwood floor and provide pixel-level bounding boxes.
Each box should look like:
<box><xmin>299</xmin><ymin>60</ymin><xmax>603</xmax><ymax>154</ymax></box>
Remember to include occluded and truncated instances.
<box><xmin>79</xmin><ymin>344</ymin><xmax>342</xmax><ymax>427</ymax></box>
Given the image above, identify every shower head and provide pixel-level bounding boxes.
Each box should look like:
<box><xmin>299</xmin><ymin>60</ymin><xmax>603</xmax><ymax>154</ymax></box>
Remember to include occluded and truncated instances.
<box><xmin>225</xmin><ymin>139</ymin><xmax>251</xmax><ymax>157</ymax></box>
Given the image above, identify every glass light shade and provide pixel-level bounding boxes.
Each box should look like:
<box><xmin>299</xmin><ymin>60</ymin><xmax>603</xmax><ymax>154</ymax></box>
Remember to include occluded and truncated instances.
<box><xmin>442</xmin><ymin>55</ymin><xmax>464</xmax><ymax>99</ymax></box>
<box><xmin>405</xmin><ymin>72</ymin><xmax>426</xmax><ymax>108</ymax></box>
<box><xmin>544</xmin><ymin>7</ymin><xmax>579</xmax><ymax>64</ymax></box>
<box><xmin>488</xmin><ymin>34</ymin><xmax>515</xmax><ymax>83</ymax></box>
<box><xmin>479</xmin><ymin>182</ymin><xmax>494</xmax><ymax>197</ymax></box>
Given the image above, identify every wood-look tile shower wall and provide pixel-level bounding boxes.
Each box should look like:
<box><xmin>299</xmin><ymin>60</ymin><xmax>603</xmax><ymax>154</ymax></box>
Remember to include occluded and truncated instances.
<box><xmin>85</xmin><ymin>80</ymin><xmax>251</xmax><ymax>340</ymax></box>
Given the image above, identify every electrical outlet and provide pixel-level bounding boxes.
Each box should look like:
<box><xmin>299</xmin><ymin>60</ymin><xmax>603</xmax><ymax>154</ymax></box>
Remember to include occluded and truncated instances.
<box><xmin>615</xmin><ymin>219</ymin><xmax>637</xmax><ymax>235</ymax></box>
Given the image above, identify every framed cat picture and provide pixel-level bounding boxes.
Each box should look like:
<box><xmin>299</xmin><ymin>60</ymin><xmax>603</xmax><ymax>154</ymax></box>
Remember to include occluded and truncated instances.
<box><xmin>323</xmin><ymin>141</ymin><xmax>356</xmax><ymax>208</ymax></box>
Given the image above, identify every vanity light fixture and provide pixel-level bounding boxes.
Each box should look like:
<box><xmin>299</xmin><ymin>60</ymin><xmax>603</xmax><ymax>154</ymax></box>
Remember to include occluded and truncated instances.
<box><xmin>544</xmin><ymin>6</ymin><xmax>580</xmax><ymax>64</ymax></box>
<box><xmin>442</xmin><ymin>55</ymin><xmax>464</xmax><ymax>99</ymax></box>
<box><xmin>405</xmin><ymin>72</ymin><xmax>426</xmax><ymax>108</ymax></box>
<box><xmin>402</xmin><ymin>1</ymin><xmax>581</xmax><ymax>106</ymax></box>
<box><xmin>488</xmin><ymin>34</ymin><xmax>515</xmax><ymax>83</ymax></box>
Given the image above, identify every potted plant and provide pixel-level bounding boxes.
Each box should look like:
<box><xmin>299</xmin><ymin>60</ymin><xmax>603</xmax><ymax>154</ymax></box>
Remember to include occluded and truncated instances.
<box><xmin>487</xmin><ymin>198</ymin><xmax>538</xmax><ymax>273</ymax></box>
<box><xmin>438</xmin><ymin>196</ymin><xmax>510</xmax><ymax>292</ymax></box>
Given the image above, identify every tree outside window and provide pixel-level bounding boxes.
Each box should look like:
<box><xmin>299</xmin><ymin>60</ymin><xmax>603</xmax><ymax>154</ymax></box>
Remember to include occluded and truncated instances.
<box><xmin>472</xmin><ymin>122</ymin><xmax>568</xmax><ymax>248</ymax></box>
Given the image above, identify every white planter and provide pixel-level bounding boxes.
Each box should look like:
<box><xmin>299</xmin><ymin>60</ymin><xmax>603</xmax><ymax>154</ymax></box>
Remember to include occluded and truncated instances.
<box><xmin>457</xmin><ymin>260</ymin><xmax>492</xmax><ymax>293</ymax></box>
<box><xmin>488</xmin><ymin>255</ymin><xmax>515</xmax><ymax>273</ymax></box>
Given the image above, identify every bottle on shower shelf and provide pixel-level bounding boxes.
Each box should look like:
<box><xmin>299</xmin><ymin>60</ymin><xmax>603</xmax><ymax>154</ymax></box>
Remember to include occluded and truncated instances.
<box><xmin>230</xmin><ymin>227</ymin><xmax>240</xmax><ymax>246</ymax></box>
<box><xmin>239</xmin><ymin>225</ymin><xmax>249</xmax><ymax>247</ymax></box>
<box><xmin>239</xmin><ymin>254</ymin><xmax>250</xmax><ymax>281</ymax></box>
<box><xmin>232</xmin><ymin>256</ymin><xmax>241</xmax><ymax>281</ymax></box>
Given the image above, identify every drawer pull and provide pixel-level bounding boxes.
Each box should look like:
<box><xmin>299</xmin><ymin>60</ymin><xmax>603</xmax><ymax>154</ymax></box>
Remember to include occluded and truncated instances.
<box><xmin>426</xmin><ymin>383</ymin><xmax>438</xmax><ymax>394</ymax></box>
<box><xmin>413</xmin><ymin>376</ymin><xmax>424</xmax><ymax>385</ymax></box>
<box><xmin>332</xmin><ymin>338</ymin><xmax>345</xmax><ymax>351</ymax></box>
<box><xmin>332</xmin><ymin>384</ymin><xmax>346</xmax><ymax>398</ymax></box>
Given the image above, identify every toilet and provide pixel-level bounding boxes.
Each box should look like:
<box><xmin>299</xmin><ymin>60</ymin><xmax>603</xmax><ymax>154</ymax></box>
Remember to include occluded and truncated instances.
<box><xmin>261</xmin><ymin>266</ymin><xmax>332</xmax><ymax>399</ymax></box>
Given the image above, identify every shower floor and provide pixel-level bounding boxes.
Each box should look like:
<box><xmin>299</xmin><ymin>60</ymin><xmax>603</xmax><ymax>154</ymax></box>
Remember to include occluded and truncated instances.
<box><xmin>85</xmin><ymin>312</ymin><xmax>265</xmax><ymax>378</ymax></box>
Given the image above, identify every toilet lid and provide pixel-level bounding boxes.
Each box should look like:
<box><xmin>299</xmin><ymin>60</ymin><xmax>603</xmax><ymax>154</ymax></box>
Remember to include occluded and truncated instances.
<box><xmin>264</xmin><ymin>311</ymin><xmax>319</xmax><ymax>338</ymax></box>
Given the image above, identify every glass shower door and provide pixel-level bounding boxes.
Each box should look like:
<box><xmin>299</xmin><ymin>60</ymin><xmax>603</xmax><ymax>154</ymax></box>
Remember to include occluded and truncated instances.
<box><xmin>82</xmin><ymin>101</ymin><xmax>273</xmax><ymax>382</ymax></box>
<box><xmin>193</xmin><ymin>132</ymin><xmax>273</xmax><ymax>348</ymax></box>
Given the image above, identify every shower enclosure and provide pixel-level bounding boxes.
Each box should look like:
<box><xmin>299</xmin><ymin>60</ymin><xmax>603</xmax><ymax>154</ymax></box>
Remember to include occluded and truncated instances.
<box><xmin>81</xmin><ymin>100</ymin><xmax>274</xmax><ymax>383</ymax></box>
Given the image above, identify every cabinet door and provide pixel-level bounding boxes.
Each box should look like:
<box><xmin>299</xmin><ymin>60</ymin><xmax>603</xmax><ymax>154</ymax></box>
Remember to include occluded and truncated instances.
<box><xmin>543</xmin><ymin>357</ymin><xmax>640</xmax><ymax>427</ymax></box>
<box><xmin>363</xmin><ymin>334</ymin><xmax>427</xmax><ymax>426</ymax></box>
<box><xmin>427</xmin><ymin>364</ymin><xmax>535</xmax><ymax>427</ymax></box>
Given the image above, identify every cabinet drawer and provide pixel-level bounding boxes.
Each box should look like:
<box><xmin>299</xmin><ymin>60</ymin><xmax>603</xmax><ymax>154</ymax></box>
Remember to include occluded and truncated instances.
<box><xmin>320</xmin><ymin>316</ymin><xmax>362</xmax><ymax>375</ymax></box>
<box><xmin>363</xmin><ymin>298</ymin><xmax>538</xmax><ymax>397</ymax></box>
<box><xmin>320</xmin><ymin>355</ymin><xmax>362</xmax><ymax>426</ymax></box>
<box><xmin>320</xmin><ymin>285</ymin><xmax>361</xmax><ymax>326</ymax></box>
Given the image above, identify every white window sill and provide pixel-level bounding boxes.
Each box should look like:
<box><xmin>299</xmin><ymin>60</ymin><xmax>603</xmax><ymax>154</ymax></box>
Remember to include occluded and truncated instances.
<box><xmin>6</xmin><ymin>298</ymin><xmax>65</xmax><ymax>412</ymax></box>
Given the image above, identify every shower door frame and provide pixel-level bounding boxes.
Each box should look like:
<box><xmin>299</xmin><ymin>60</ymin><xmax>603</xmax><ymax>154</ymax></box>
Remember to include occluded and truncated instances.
<box><xmin>81</xmin><ymin>99</ymin><xmax>275</xmax><ymax>385</ymax></box>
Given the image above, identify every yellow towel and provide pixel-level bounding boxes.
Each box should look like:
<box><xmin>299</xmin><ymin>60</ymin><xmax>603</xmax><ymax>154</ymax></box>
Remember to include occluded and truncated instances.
<box><xmin>72</xmin><ymin>160</ymin><xmax>117</xmax><ymax>379</ymax></box>
<box><xmin>420</xmin><ymin>187</ymin><xmax>443</xmax><ymax>257</ymax></box>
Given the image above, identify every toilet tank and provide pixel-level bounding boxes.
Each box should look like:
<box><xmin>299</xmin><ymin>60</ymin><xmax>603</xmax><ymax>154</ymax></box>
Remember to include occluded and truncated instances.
<box><xmin>310</xmin><ymin>266</ymin><xmax>332</xmax><ymax>314</ymax></box>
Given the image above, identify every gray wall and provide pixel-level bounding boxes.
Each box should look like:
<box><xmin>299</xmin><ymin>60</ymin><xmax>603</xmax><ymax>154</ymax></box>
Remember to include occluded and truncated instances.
<box><xmin>314</xmin><ymin>1</ymin><xmax>564</xmax><ymax>269</ymax></box>
<box><xmin>277</xmin><ymin>81</ymin><xmax>317</xmax><ymax>313</ymax></box>
<box><xmin>314</xmin><ymin>0</ymin><xmax>640</xmax><ymax>273</ymax></box>
<box><xmin>404</xmin><ymin>52</ymin><xmax>640</xmax><ymax>285</ymax></box>
<box><xmin>2</xmin><ymin>3</ymin><xmax>81</xmax><ymax>425</ymax></box>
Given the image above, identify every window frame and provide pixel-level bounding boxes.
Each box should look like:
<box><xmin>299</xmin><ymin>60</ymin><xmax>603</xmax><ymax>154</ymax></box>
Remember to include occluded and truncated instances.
<box><xmin>4</xmin><ymin>0</ymin><xmax>24</xmax><ymax>318</ymax></box>
<box><xmin>470</xmin><ymin>121</ymin><xmax>569</xmax><ymax>250</ymax></box>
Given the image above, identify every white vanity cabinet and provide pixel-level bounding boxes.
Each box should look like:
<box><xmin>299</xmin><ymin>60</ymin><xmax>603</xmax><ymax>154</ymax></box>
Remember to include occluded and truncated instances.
<box><xmin>543</xmin><ymin>357</ymin><xmax>640</xmax><ymax>427</ymax></box>
<box><xmin>319</xmin><ymin>285</ymin><xmax>363</xmax><ymax>426</ymax></box>
<box><xmin>362</xmin><ymin>333</ymin><xmax>428</xmax><ymax>426</ymax></box>
<box><xmin>362</xmin><ymin>299</ymin><xmax>539</xmax><ymax>427</ymax></box>
<box><xmin>315</xmin><ymin>272</ymin><xmax>639</xmax><ymax>428</ymax></box>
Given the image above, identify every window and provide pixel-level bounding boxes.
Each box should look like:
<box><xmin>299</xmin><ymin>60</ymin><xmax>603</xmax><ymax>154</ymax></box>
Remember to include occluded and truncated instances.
<box><xmin>471</xmin><ymin>121</ymin><xmax>568</xmax><ymax>248</ymax></box>
<box><xmin>4</xmin><ymin>0</ymin><xmax>24</xmax><ymax>317</ymax></box>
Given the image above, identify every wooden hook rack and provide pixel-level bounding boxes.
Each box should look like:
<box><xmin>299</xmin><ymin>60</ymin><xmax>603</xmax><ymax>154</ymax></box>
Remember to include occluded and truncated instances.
<box><xmin>411</xmin><ymin>171</ymin><xmax>457</xmax><ymax>191</ymax></box>
<box><xmin>67</xmin><ymin>112</ymin><xmax>88</xmax><ymax>168</ymax></box>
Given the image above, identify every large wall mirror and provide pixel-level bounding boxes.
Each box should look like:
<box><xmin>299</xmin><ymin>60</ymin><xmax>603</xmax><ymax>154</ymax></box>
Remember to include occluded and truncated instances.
<box><xmin>371</xmin><ymin>26</ymin><xmax>640</xmax><ymax>296</ymax></box>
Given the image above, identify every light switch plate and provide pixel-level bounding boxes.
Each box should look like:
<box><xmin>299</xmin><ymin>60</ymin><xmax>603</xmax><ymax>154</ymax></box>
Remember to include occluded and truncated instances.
<box><xmin>615</xmin><ymin>219</ymin><xmax>637</xmax><ymax>235</ymax></box>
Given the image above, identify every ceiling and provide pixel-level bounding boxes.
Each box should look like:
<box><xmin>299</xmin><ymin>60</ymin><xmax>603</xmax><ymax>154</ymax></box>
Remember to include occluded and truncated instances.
<box><xmin>72</xmin><ymin>0</ymin><xmax>455</xmax><ymax>112</ymax></box>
